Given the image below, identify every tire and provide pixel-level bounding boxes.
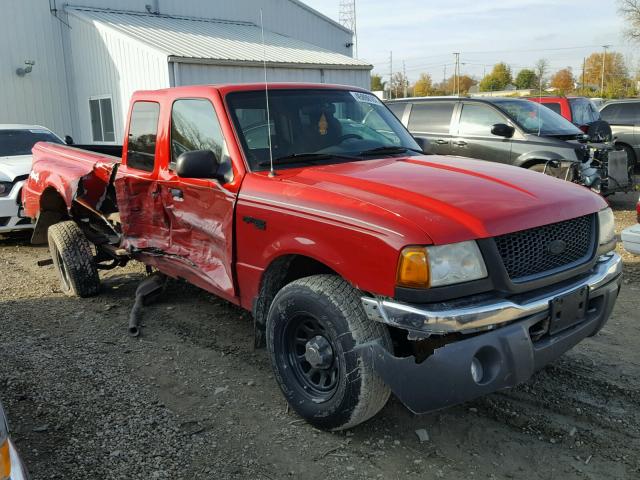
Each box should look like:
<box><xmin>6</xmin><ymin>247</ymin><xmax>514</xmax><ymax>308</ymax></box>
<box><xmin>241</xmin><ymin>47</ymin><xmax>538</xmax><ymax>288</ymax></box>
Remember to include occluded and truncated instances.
<box><xmin>47</xmin><ymin>221</ymin><xmax>100</xmax><ymax>297</ymax></box>
<box><xmin>266</xmin><ymin>274</ymin><xmax>391</xmax><ymax>431</ymax></box>
<box><xmin>528</xmin><ymin>162</ymin><xmax>575</xmax><ymax>181</ymax></box>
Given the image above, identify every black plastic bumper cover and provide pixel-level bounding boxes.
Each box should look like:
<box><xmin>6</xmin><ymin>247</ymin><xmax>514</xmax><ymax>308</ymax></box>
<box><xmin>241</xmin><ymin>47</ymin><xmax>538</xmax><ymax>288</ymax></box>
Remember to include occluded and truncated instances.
<box><xmin>358</xmin><ymin>273</ymin><xmax>621</xmax><ymax>414</ymax></box>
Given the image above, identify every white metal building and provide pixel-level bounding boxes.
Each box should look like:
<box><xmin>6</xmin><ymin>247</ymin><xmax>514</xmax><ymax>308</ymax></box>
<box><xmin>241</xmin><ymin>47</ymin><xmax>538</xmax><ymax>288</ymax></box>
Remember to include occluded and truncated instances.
<box><xmin>0</xmin><ymin>0</ymin><xmax>370</xmax><ymax>144</ymax></box>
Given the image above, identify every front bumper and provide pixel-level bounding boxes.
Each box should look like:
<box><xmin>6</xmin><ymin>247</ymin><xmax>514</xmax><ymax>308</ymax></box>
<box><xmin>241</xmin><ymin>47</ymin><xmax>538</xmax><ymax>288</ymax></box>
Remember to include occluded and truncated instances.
<box><xmin>0</xmin><ymin>180</ymin><xmax>33</xmax><ymax>233</ymax></box>
<box><xmin>358</xmin><ymin>253</ymin><xmax>622</xmax><ymax>413</ymax></box>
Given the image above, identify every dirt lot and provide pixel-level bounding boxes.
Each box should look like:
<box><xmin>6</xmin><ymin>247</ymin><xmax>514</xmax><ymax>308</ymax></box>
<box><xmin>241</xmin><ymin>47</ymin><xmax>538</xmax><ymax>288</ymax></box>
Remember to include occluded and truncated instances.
<box><xmin>1</xmin><ymin>195</ymin><xmax>639</xmax><ymax>480</ymax></box>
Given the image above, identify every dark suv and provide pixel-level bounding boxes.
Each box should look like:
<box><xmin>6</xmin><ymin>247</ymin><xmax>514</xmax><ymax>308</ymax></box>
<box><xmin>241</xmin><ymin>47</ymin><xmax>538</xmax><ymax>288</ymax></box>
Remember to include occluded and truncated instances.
<box><xmin>599</xmin><ymin>99</ymin><xmax>640</xmax><ymax>167</ymax></box>
<box><xmin>387</xmin><ymin>97</ymin><xmax>631</xmax><ymax>194</ymax></box>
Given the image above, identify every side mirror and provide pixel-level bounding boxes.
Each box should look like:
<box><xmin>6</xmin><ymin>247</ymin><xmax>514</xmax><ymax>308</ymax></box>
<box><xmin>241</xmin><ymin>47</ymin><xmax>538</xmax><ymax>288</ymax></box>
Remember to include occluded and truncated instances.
<box><xmin>491</xmin><ymin>123</ymin><xmax>515</xmax><ymax>138</ymax></box>
<box><xmin>176</xmin><ymin>149</ymin><xmax>222</xmax><ymax>180</ymax></box>
<box><xmin>413</xmin><ymin>136</ymin><xmax>430</xmax><ymax>154</ymax></box>
<box><xmin>64</xmin><ymin>135</ymin><xmax>74</xmax><ymax>145</ymax></box>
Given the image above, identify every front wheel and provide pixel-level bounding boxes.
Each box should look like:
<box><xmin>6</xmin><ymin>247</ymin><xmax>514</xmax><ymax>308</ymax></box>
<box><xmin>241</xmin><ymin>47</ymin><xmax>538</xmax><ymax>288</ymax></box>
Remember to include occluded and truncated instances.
<box><xmin>266</xmin><ymin>275</ymin><xmax>391</xmax><ymax>430</ymax></box>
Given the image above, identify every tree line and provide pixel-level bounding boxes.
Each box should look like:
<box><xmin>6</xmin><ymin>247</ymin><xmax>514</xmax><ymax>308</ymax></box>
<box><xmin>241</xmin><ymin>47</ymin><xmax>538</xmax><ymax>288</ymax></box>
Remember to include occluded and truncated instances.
<box><xmin>372</xmin><ymin>51</ymin><xmax>639</xmax><ymax>99</ymax></box>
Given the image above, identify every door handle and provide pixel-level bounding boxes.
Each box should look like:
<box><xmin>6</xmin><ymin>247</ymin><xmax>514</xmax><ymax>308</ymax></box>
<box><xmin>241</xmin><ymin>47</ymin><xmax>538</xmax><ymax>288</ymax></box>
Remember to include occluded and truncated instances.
<box><xmin>453</xmin><ymin>140</ymin><xmax>468</xmax><ymax>146</ymax></box>
<box><xmin>434</xmin><ymin>139</ymin><xmax>448</xmax><ymax>145</ymax></box>
<box><xmin>170</xmin><ymin>188</ymin><xmax>183</xmax><ymax>201</ymax></box>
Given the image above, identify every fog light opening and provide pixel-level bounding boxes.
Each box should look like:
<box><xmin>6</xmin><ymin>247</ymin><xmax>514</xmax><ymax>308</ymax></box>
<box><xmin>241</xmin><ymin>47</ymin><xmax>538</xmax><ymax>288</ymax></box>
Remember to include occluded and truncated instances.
<box><xmin>471</xmin><ymin>357</ymin><xmax>484</xmax><ymax>384</ymax></box>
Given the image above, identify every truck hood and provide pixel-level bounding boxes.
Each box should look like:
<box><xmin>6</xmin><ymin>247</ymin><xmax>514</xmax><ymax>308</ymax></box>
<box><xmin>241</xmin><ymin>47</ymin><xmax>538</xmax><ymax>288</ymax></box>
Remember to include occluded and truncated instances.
<box><xmin>0</xmin><ymin>155</ymin><xmax>32</xmax><ymax>182</ymax></box>
<box><xmin>258</xmin><ymin>155</ymin><xmax>607</xmax><ymax>245</ymax></box>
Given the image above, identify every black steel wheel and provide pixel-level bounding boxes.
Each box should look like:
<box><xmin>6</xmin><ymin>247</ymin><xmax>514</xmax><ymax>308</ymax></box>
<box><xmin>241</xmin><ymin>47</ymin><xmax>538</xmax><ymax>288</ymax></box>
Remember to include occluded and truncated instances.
<box><xmin>266</xmin><ymin>274</ymin><xmax>392</xmax><ymax>431</ymax></box>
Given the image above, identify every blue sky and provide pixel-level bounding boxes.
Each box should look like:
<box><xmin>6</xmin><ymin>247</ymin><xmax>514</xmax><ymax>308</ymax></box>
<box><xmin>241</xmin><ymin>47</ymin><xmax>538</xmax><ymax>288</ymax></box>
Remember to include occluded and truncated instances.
<box><xmin>303</xmin><ymin>0</ymin><xmax>637</xmax><ymax>83</ymax></box>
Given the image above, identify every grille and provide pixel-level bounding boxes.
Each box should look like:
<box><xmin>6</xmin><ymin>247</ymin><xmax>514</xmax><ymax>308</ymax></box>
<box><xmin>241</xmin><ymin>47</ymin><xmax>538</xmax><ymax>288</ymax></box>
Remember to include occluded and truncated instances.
<box><xmin>495</xmin><ymin>214</ymin><xmax>595</xmax><ymax>281</ymax></box>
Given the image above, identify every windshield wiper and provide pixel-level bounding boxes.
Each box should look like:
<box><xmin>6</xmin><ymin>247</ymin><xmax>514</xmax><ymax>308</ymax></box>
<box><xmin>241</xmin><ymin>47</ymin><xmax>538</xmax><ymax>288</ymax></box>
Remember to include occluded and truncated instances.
<box><xmin>258</xmin><ymin>152</ymin><xmax>359</xmax><ymax>167</ymax></box>
<box><xmin>358</xmin><ymin>145</ymin><xmax>422</xmax><ymax>156</ymax></box>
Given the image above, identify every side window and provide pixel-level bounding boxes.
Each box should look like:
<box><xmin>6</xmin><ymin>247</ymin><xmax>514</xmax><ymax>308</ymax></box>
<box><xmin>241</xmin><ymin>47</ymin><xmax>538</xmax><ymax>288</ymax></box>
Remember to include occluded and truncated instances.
<box><xmin>89</xmin><ymin>96</ymin><xmax>116</xmax><ymax>142</ymax></box>
<box><xmin>570</xmin><ymin>99</ymin><xmax>591</xmax><ymax>125</ymax></box>
<box><xmin>408</xmin><ymin>102</ymin><xmax>454</xmax><ymax>134</ymax></box>
<box><xmin>458</xmin><ymin>103</ymin><xmax>506</xmax><ymax>136</ymax></box>
<box><xmin>599</xmin><ymin>104</ymin><xmax>619</xmax><ymax>123</ymax></box>
<box><xmin>127</xmin><ymin>102</ymin><xmax>160</xmax><ymax>172</ymax></box>
<box><xmin>542</xmin><ymin>102</ymin><xmax>562</xmax><ymax>116</ymax></box>
<box><xmin>618</xmin><ymin>103</ymin><xmax>640</xmax><ymax>125</ymax></box>
<box><xmin>127</xmin><ymin>101</ymin><xmax>160</xmax><ymax>172</ymax></box>
<box><xmin>170</xmin><ymin>98</ymin><xmax>228</xmax><ymax>171</ymax></box>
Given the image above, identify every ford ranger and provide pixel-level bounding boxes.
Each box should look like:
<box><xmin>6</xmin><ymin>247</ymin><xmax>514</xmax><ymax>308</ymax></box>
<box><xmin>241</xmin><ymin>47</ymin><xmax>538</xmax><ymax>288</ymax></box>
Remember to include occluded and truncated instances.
<box><xmin>22</xmin><ymin>84</ymin><xmax>622</xmax><ymax>430</ymax></box>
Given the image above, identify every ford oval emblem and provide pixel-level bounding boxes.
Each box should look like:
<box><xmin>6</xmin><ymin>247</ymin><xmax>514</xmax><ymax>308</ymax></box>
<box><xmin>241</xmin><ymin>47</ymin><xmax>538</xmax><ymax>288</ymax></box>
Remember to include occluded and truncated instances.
<box><xmin>548</xmin><ymin>239</ymin><xmax>567</xmax><ymax>256</ymax></box>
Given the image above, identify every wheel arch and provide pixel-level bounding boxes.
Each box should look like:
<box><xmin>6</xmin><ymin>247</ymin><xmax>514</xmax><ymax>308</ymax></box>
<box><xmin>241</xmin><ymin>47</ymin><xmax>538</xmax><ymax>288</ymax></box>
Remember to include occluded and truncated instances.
<box><xmin>31</xmin><ymin>186</ymin><xmax>70</xmax><ymax>244</ymax></box>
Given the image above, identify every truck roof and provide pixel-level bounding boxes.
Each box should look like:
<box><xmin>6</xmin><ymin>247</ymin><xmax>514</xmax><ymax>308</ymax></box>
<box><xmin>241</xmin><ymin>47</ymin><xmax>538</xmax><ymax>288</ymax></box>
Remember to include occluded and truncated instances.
<box><xmin>132</xmin><ymin>82</ymin><xmax>369</xmax><ymax>97</ymax></box>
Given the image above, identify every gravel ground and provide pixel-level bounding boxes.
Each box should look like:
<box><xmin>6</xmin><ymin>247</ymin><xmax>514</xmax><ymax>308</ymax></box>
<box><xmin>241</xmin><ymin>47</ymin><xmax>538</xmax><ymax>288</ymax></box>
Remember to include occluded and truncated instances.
<box><xmin>1</xmin><ymin>194</ymin><xmax>639</xmax><ymax>480</ymax></box>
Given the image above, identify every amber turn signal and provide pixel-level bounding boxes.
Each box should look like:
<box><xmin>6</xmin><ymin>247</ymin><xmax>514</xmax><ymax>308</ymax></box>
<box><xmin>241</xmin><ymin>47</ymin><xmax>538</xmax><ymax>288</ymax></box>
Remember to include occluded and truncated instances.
<box><xmin>0</xmin><ymin>438</ymin><xmax>10</xmax><ymax>480</ymax></box>
<box><xmin>397</xmin><ymin>246</ymin><xmax>430</xmax><ymax>288</ymax></box>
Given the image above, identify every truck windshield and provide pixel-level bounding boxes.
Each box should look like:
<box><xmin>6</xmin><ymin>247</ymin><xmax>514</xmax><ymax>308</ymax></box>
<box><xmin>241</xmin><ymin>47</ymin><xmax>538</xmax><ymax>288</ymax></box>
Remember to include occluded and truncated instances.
<box><xmin>0</xmin><ymin>129</ymin><xmax>63</xmax><ymax>157</ymax></box>
<box><xmin>493</xmin><ymin>99</ymin><xmax>581</xmax><ymax>136</ymax></box>
<box><xmin>226</xmin><ymin>89</ymin><xmax>421</xmax><ymax>171</ymax></box>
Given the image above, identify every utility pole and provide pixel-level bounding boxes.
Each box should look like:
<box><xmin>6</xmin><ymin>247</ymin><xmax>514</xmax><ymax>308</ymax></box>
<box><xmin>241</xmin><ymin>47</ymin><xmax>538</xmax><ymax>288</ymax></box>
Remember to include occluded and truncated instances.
<box><xmin>402</xmin><ymin>60</ymin><xmax>407</xmax><ymax>98</ymax></box>
<box><xmin>389</xmin><ymin>51</ymin><xmax>393</xmax><ymax>100</ymax></box>
<box><xmin>601</xmin><ymin>44</ymin><xmax>611</xmax><ymax>95</ymax></box>
<box><xmin>443</xmin><ymin>64</ymin><xmax>447</xmax><ymax>94</ymax></box>
<box><xmin>453</xmin><ymin>52</ymin><xmax>460</xmax><ymax>96</ymax></box>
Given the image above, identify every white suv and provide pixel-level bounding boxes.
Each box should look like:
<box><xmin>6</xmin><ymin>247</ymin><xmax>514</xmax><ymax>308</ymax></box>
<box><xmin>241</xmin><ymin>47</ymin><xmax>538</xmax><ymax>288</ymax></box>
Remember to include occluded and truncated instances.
<box><xmin>0</xmin><ymin>125</ymin><xmax>64</xmax><ymax>234</ymax></box>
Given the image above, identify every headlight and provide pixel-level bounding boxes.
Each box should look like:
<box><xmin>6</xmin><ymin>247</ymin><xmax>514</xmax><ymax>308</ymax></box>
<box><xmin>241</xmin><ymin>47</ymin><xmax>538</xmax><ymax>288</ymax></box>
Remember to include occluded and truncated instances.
<box><xmin>0</xmin><ymin>182</ymin><xmax>13</xmax><ymax>197</ymax></box>
<box><xmin>597</xmin><ymin>207</ymin><xmax>616</xmax><ymax>254</ymax></box>
<box><xmin>397</xmin><ymin>241</ymin><xmax>487</xmax><ymax>288</ymax></box>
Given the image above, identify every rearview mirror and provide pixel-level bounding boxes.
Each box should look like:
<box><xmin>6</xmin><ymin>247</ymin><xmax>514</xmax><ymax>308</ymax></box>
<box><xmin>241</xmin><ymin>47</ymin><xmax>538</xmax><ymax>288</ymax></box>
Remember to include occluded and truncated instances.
<box><xmin>176</xmin><ymin>149</ymin><xmax>223</xmax><ymax>180</ymax></box>
<box><xmin>491</xmin><ymin>123</ymin><xmax>515</xmax><ymax>138</ymax></box>
<box><xmin>64</xmin><ymin>135</ymin><xmax>74</xmax><ymax>145</ymax></box>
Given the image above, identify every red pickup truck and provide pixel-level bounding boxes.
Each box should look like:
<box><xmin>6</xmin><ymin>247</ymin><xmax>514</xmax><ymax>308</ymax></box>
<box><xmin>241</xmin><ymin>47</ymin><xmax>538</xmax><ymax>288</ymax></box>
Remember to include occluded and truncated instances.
<box><xmin>22</xmin><ymin>84</ymin><xmax>622</xmax><ymax>430</ymax></box>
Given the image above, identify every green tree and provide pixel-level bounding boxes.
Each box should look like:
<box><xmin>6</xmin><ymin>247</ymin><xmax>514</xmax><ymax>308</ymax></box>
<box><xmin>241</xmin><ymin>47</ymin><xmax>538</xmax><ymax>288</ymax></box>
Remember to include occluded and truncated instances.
<box><xmin>479</xmin><ymin>62</ymin><xmax>512</xmax><ymax>91</ymax></box>
<box><xmin>515</xmin><ymin>69</ymin><xmax>538</xmax><ymax>89</ymax></box>
<box><xmin>370</xmin><ymin>74</ymin><xmax>385</xmax><ymax>91</ymax></box>
<box><xmin>412</xmin><ymin>73</ymin><xmax>433</xmax><ymax>97</ymax></box>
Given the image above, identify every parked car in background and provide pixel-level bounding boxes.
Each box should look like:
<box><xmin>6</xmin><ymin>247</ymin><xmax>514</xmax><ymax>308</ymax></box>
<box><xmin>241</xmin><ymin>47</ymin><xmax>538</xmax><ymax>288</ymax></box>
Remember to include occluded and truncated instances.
<box><xmin>387</xmin><ymin>97</ymin><xmax>632</xmax><ymax>195</ymax></box>
<box><xmin>0</xmin><ymin>125</ymin><xmax>64</xmax><ymax>234</ymax></box>
<box><xmin>1</xmin><ymin>400</ymin><xmax>29</xmax><ymax>479</ymax></box>
<box><xmin>622</xmin><ymin>198</ymin><xmax>640</xmax><ymax>255</ymax></box>
<box><xmin>526</xmin><ymin>96</ymin><xmax>601</xmax><ymax>131</ymax></box>
<box><xmin>599</xmin><ymin>99</ymin><xmax>640</xmax><ymax>170</ymax></box>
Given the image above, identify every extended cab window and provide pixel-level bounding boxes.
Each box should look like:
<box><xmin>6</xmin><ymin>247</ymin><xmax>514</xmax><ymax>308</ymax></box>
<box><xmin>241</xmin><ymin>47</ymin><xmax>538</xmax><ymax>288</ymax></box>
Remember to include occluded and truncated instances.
<box><xmin>543</xmin><ymin>102</ymin><xmax>562</xmax><ymax>116</ymax></box>
<box><xmin>127</xmin><ymin>101</ymin><xmax>160</xmax><ymax>172</ymax></box>
<box><xmin>387</xmin><ymin>102</ymin><xmax>407</xmax><ymax>120</ymax></box>
<box><xmin>408</xmin><ymin>102</ymin><xmax>454</xmax><ymax>133</ymax></box>
<box><xmin>170</xmin><ymin>99</ymin><xmax>229</xmax><ymax>170</ymax></box>
<box><xmin>458</xmin><ymin>103</ymin><xmax>505</xmax><ymax>136</ymax></box>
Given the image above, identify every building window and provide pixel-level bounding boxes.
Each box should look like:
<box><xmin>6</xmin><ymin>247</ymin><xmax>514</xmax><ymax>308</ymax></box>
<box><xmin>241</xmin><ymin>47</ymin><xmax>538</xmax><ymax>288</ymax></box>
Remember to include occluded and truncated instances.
<box><xmin>127</xmin><ymin>101</ymin><xmax>160</xmax><ymax>172</ymax></box>
<box><xmin>89</xmin><ymin>96</ymin><xmax>116</xmax><ymax>142</ymax></box>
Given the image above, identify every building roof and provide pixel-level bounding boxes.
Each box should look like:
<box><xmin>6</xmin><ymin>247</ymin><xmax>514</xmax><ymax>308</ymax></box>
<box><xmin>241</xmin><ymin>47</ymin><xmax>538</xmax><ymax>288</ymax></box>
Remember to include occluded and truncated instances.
<box><xmin>67</xmin><ymin>7</ymin><xmax>371</xmax><ymax>70</ymax></box>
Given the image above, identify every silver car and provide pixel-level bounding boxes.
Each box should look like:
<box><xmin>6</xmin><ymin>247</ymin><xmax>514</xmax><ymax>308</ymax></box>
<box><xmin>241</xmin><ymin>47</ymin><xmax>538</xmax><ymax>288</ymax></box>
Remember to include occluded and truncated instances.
<box><xmin>599</xmin><ymin>99</ymin><xmax>640</xmax><ymax>169</ymax></box>
<box><xmin>0</xmin><ymin>400</ymin><xmax>29</xmax><ymax>479</ymax></box>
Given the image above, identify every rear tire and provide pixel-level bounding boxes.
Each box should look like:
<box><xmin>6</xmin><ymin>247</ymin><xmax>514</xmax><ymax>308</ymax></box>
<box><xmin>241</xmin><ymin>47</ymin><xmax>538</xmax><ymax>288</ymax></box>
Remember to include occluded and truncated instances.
<box><xmin>266</xmin><ymin>274</ymin><xmax>391</xmax><ymax>430</ymax></box>
<box><xmin>48</xmin><ymin>221</ymin><xmax>100</xmax><ymax>297</ymax></box>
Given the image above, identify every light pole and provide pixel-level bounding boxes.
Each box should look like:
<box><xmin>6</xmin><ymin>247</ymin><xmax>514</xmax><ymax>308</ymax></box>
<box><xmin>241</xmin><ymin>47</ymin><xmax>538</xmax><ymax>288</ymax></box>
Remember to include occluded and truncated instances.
<box><xmin>601</xmin><ymin>44</ymin><xmax>611</xmax><ymax>95</ymax></box>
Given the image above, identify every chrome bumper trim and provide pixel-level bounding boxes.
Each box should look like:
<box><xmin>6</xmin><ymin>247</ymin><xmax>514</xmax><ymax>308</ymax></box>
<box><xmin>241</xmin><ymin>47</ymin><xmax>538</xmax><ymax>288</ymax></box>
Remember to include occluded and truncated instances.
<box><xmin>362</xmin><ymin>253</ymin><xmax>622</xmax><ymax>335</ymax></box>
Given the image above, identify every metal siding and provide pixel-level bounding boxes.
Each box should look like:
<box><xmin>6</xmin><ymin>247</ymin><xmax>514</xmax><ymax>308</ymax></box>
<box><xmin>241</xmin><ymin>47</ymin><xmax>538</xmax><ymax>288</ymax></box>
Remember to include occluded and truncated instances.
<box><xmin>0</xmin><ymin>0</ymin><xmax>72</xmax><ymax>137</ymax></box>
<box><xmin>66</xmin><ymin>14</ymin><xmax>170</xmax><ymax>143</ymax></box>
<box><xmin>176</xmin><ymin>64</ymin><xmax>369</xmax><ymax>90</ymax></box>
<box><xmin>64</xmin><ymin>0</ymin><xmax>353</xmax><ymax>54</ymax></box>
<box><xmin>66</xmin><ymin>8</ymin><xmax>369</xmax><ymax>69</ymax></box>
